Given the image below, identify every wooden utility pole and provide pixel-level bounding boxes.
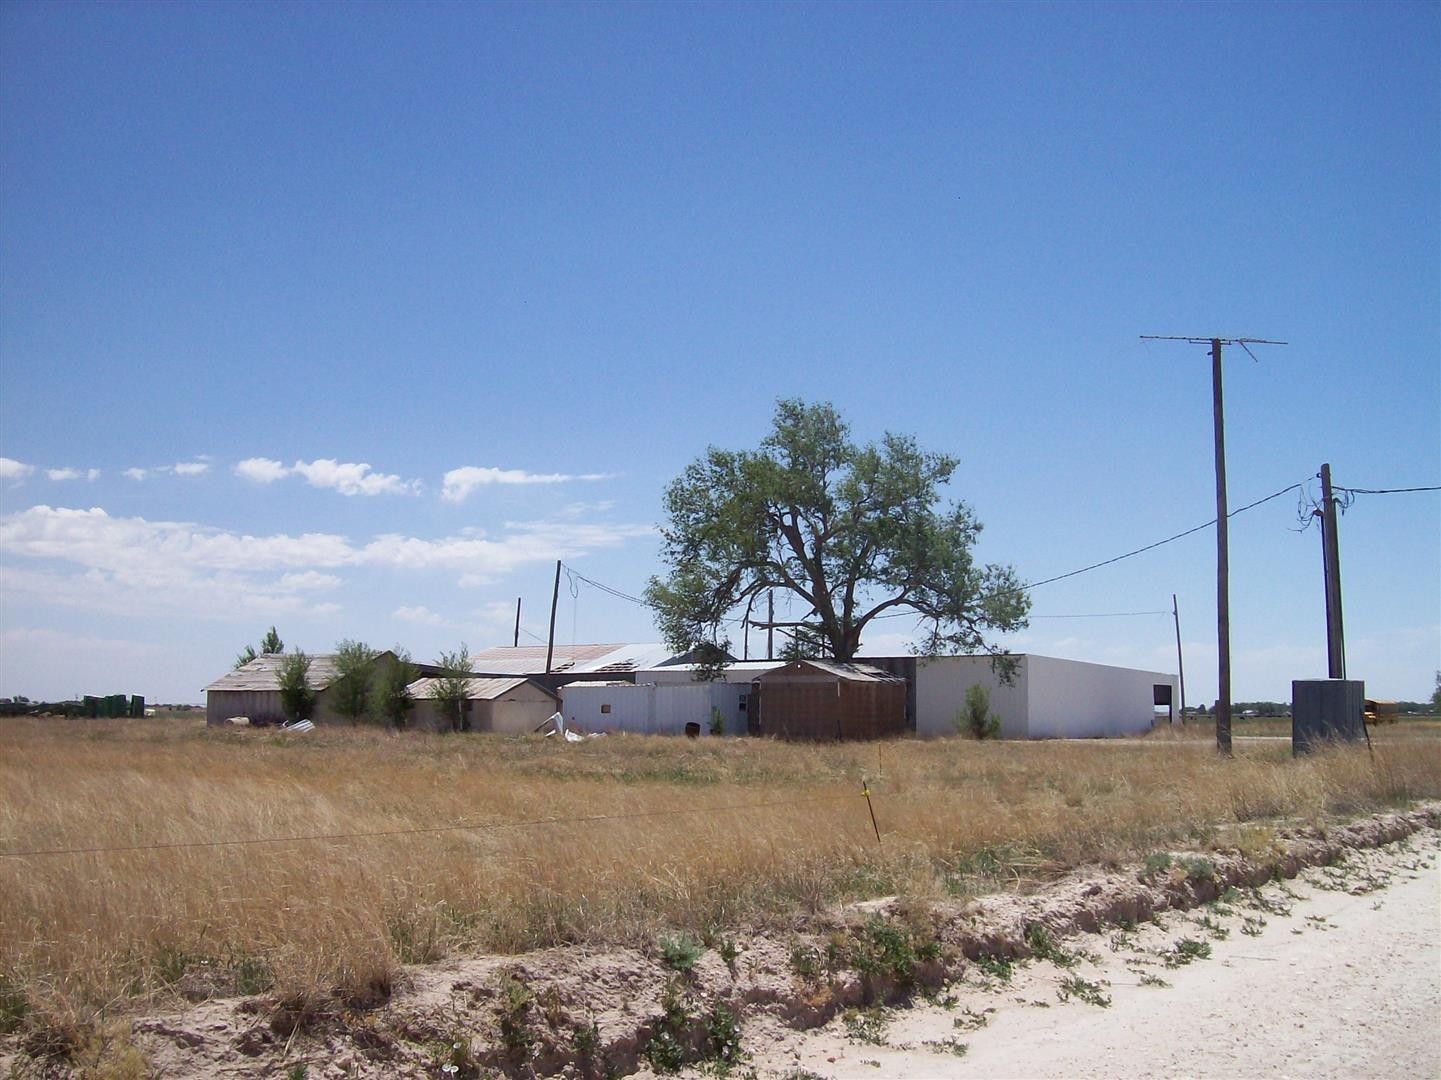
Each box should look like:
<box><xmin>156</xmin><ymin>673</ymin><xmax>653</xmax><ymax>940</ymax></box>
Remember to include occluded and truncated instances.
<box><xmin>545</xmin><ymin>560</ymin><xmax>562</xmax><ymax>674</ymax></box>
<box><xmin>513</xmin><ymin>598</ymin><xmax>522</xmax><ymax>648</ymax></box>
<box><xmin>1140</xmin><ymin>335</ymin><xmax>1286</xmax><ymax>756</ymax></box>
<box><xmin>767</xmin><ymin>591</ymin><xmax>774</xmax><ymax>661</ymax></box>
<box><xmin>1172</xmin><ymin>593</ymin><xmax>1186</xmax><ymax>722</ymax></box>
<box><xmin>1319</xmin><ymin>463</ymin><xmax>1346</xmax><ymax>678</ymax></box>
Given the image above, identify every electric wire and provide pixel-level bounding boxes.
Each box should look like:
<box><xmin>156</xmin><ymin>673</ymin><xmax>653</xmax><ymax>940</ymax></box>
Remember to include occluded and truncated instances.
<box><xmin>1335</xmin><ymin>484</ymin><xmax>1440</xmax><ymax>495</ymax></box>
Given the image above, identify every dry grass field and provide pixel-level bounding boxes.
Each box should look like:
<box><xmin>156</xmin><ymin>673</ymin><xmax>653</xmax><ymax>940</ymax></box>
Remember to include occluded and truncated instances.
<box><xmin>2</xmin><ymin>716</ymin><xmax>1438</xmax><ymax>1054</ymax></box>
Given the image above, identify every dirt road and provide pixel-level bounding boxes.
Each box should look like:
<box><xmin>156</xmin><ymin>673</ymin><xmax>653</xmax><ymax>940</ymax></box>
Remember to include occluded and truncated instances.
<box><xmin>742</xmin><ymin>830</ymin><xmax>1440</xmax><ymax>1079</ymax></box>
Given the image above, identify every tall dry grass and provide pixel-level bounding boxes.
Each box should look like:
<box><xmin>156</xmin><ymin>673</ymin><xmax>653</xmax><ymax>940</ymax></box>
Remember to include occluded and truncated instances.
<box><xmin>1</xmin><ymin>717</ymin><xmax>1437</xmax><ymax>1045</ymax></box>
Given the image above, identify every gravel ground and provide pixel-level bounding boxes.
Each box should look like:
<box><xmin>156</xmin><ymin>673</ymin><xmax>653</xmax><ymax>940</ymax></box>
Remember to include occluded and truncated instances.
<box><xmin>738</xmin><ymin>828</ymin><xmax>1440</xmax><ymax>1080</ymax></box>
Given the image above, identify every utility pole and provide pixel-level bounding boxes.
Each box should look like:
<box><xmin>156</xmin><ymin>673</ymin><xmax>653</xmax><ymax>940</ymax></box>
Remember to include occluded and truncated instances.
<box><xmin>767</xmin><ymin>591</ymin><xmax>774</xmax><ymax>661</ymax></box>
<box><xmin>1319</xmin><ymin>463</ymin><xmax>1346</xmax><ymax>678</ymax></box>
<box><xmin>545</xmin><ymin>560</ymin><xmax>561</xmax><ymax>674</ymax></box>
<box><xmin>513</xmin><ymin>597</ymin><xmax>522</xmax><ymax>648</ymax></box>
<box><xmin>1172</xmin><ymin>593</ymin><xmax>1186</xmax><ymax>722</ymax></box>
<box><xmin>1141</xmin><ymin>335</ymin><xmax>1286</xmax><ymax>756</ymax></box>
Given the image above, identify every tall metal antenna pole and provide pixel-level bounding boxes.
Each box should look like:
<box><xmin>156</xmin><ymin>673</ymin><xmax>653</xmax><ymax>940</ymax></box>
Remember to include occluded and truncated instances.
<box><xmin>1172</xmin><ymin>593</ymin><xmax>1186</xmax><ymax>722</ymax></box>
<box><xmin>1141</xmin><ymin>335</ymin><xmax>1286</xmax><ymax>756</ymax></box>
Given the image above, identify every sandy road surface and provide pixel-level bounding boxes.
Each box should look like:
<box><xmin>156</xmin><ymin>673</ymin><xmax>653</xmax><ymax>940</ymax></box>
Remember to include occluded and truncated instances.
<box><xmin>740</xmin><ymin>830</ymin><xmax>1440</xmax><ymax>1080</ymax></box>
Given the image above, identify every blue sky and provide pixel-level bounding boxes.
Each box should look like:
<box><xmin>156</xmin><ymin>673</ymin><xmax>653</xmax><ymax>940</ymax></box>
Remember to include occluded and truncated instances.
<box><xmin>1</xmin><ymin>1</ymin><xmax>1436</xmax><ymax>705</ymax></box>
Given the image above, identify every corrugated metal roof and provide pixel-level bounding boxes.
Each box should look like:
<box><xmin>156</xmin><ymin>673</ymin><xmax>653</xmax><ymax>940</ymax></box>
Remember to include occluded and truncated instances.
<box><xmin>203</xmin><ymin>651</ymin><xmax>396</xmax><ymax>693</ymax></box>
<box><xmin>468</xmin><ymin>643</ymin><xmax>687</xmax><ymax>676</ymax></box>
<box><xmin>407</xmin><ymin>676</ymin><xmax>548</xmax><ymax>701</ymax></box>
<box><xmin>638</xmin><ymin>660</ymin><xmax>784</xmax><ymax>676</ymax></box>
<box><xmin>758</xmin><ymin>660</ymin><xmax>905</xmax><ymax>683</ymax></box>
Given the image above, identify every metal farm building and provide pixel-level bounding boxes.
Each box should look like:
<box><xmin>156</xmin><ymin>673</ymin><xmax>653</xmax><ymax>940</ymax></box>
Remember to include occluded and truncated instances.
<box><xmin>407</xmin><ymin>677</ymin><xmax>557</xmax><ymax>734</ymax></box>
<box><xmin>750</xmin><ymin>660</ymin><xmax>908</xmax><ymax>741</ymax></box>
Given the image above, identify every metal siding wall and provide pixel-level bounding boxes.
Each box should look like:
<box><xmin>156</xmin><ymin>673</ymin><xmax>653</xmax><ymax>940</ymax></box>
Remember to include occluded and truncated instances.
<box><xmin>560</xmin><ymin>684</ymin><xmax>654</xmax><ymax>733</ymax></box>
<box><xmin>1026</xmin><ymin>656</ymin><xmax>1177</xmax><ymax>738</ymax></box>
<box><xmin>913</xmin><ymin>657</ymin><xmax>1029</xmax><ymax>738</ymax></box>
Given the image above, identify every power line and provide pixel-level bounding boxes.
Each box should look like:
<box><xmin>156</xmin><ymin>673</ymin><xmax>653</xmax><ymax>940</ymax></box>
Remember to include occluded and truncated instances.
<box><xmin>1335</xmin><ymin>484</ymin><xmax>1440</xmax><ymax>495</ymax></box>
<box><xmin>1028</xmin><ymin>610</ymin><xmax>1169</xmax><ymax>619</ymax></box>
<box><xmin>1022</xmin><ymin>480</ymin><xmax>1307</xmax><ymax>589</ymax></box>
<box><xmin>562</xmin><ymin>565</ymin><xmax>647</xmax><ymax>607</ymax></box>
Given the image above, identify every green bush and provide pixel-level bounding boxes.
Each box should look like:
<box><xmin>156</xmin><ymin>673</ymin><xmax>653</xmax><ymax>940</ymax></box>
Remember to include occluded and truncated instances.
<box><xmin>955</xmin><ymin>684</ymin><xmax>1000</xmax><ymax>739</ymax></box>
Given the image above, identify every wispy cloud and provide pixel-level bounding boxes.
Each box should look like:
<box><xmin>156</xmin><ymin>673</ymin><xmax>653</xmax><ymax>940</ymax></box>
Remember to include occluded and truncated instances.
<box><xmin>0</xmin><ymin>457</ymin><xmax>35</xmax><ymax>480</ymax></box>
<box><xmin>292</xmin><ymin>458</ymin><xmax>417</xmax><ymax>496</ymax></box>
<box><xmin>0</xmin><ymin>505</ymin><xmax>652</xmax><ymax>618</ymax></box>
<box><xmin>124</xmin><ymin>462</ymin><xmax>209</xmax><ymax>481</ymax></box>
<box><xmin>393</xmin><ymin>605</ymin><xmax>450</xmax><ymax>626</ymax></box>
<box><xmin>44</xmin><ymin>467</ymin><xmax>101</xmax><ymax>482</ymax></box>
<box><xmin>233</xmin><ymin>457</ymin><xmax>418</xmax><ymax>496</ymax></box>
<box><xmin>441</xmin><ymin>465</ymin><xmax>612</xmax><ymax>503</ymax></box>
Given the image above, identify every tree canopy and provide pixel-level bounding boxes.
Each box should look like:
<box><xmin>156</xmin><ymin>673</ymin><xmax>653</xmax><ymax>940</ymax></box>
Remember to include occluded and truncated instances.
<box><xmin>276</xmin><ymin>649</ymin><xmax>315</xmax><ymax>723</ymax></box>
<box><xmin>431</xmin><ymin>645</ymin><xmax>473</xmax><ymax>733</ymax></box>
<box><xmin>372</xmin><ymin>647</ymin><xmax>419</xmax><ymax>731</ymax></box>
<box><xmin>330</xmin><ymin>639</ymin><xmax>379</xmax><ymax>725</ymax></box>
<box><xmin>645</xmin><ymin>399</ymin><xmax>1029</xmax><ymax>666</ymax></box>
<box><xmin>234</xmin><ymin>625</ymin><xmax>285</xmax><ymax>670</ymax></box>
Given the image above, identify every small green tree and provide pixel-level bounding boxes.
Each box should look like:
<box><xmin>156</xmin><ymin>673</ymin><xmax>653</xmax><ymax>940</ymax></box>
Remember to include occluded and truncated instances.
<box><xmin>1431</xmin><ymin>671</ymin><xmax>1440</xmax><ymax>717</ymax></box>
<box><xmin>432</xmin><ymin>645</ymin><xmax>473</xmax><ymax>733</ymax></box>
<box><xmin>372</xmin><ymin>647</ymin><xmax>419</xmax><ymax>731</ymax></box>
<box><xmin>234</xmin><ymin>626</ymin><xmax>285</xmax><ymax>669</ymax></box>
<box><xmin>330</xmin><ymin>639</ymin><xmax>379</xmax><ymax>725</ymax></box>
<box><xmin>955</xmin><ymin>683</ymin><xmax>1000</xmax><ymax>739</ymax></box>
<box><xmin>277</xmin><ymin>650</ymin><xmax>316</xmax><ymax>723</ymax></box>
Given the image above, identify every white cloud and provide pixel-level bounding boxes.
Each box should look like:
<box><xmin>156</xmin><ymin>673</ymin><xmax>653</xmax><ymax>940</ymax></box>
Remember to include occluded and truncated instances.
<box><xmin>44</xmin><ymin>467</ymin><xmax>101</xmax><ymax>482</ymax></box>
<box><xmin>393</xmin><ymin>605</ymin><xmax>449</xmax><ymax>626</ymax></box>
<box><xmin>124</xmin><ymin>468</ymin><xmax>149</xmax><ymax>481</ymax></box>
<box><xmin>441</xmin><ymin>465</ymin><xmax>612</xmax><ymax>503</ymax></box>
<box><xmin>1</xmin><ymin>458</ymin><xmax>35</xmax><ymax>480</ymax></box>
<box><xmin>278</xmin><ymin>571</ymin><xmax>343</xmax><ymax>591</ymax></box>
<box><xmin>173</xmin><ymin>462</ymin><xmax>210</xmax><ymax>477</ymax></box>
<box><xmin>234</xmin><ymin>457</ymin><xmax>290</xmax><ymax>483</ymax></box>
<box><xmin>292</xmin><ymin>458</ymin><xmax>417</xmax><ymax>496</ymax></box>
<box><xmin>0</xmin><ymin>505</ymin><xmax>652</xmax><ymax>621</ymax></box>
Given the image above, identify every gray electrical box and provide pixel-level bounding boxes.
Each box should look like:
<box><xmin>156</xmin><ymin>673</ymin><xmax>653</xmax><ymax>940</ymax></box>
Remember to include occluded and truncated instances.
<box><xmin>1292</xmin><ymin>679</ymin><xmax>1365</xmax><ymax>755</ymax></box>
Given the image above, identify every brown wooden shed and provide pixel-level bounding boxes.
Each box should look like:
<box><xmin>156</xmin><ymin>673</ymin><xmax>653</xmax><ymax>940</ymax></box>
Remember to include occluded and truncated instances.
<box><xmin>750</xmin><ymin>660</ymin><xmax>908</xmax><ymax>741</ymax></box>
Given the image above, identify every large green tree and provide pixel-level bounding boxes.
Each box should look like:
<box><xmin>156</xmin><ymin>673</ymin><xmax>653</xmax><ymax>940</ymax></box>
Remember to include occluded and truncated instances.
<box><xmin>645</xmin><ymin>399</ymin><xmax>1029</xmax><ymax>666</ymax></box>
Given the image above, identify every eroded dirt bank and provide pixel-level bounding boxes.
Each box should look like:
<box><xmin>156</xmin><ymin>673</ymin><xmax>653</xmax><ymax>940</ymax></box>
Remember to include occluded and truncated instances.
<box><xmin>7</xmin><ymin>805</ymin><xmax>1438</xmax><ymax>1078</ymax></box>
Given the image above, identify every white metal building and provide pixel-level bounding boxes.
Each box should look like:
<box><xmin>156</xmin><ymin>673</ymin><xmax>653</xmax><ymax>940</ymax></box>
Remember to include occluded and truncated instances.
<box><xmin>869</xmin><ymin>653</ymin><xmax>1179</xmax><ymax>739</ymax></box>
<box><xmin>558</xmin><ymin>680</ymin><xmax>750</xmax><ymax>736</ymax></box>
